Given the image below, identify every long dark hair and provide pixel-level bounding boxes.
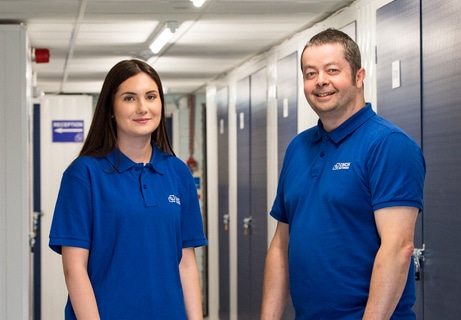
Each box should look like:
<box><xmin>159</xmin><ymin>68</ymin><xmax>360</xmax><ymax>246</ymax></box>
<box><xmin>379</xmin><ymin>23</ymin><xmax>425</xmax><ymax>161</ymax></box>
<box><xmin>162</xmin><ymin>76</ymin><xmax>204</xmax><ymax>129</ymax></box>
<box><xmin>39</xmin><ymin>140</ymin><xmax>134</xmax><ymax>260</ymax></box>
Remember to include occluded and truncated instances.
<box><xmin>79</xmin><ymin>59</ymin><xmax>175</xmax><ymax>157</ymax></box>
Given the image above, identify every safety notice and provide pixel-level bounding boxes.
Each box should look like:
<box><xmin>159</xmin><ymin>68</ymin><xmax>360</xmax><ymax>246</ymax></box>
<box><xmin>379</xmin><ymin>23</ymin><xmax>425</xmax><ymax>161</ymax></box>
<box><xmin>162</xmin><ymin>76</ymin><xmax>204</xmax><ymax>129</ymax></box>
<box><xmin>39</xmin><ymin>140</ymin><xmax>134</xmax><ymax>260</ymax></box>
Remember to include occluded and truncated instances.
<box><xmin>52</xmin><ymin>120</ymin><xmax>84</xmax><ymax>142</ymax></box>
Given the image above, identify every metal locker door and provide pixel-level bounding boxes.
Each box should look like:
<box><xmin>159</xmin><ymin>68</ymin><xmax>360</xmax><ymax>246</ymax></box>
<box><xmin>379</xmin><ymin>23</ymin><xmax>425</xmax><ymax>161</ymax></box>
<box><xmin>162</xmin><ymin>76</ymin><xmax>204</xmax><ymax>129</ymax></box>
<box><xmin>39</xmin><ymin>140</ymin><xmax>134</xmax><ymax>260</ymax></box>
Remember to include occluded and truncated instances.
<box><xmin>217</xmin><ymin>86</ymin><xmax>230</xmax><ymax>320</ymax></box>
<box><xmin>422</xmin><ymin>0</ymin><xmax>461</xmax><ymax>317</ymax></box>
<box><xmin>276</xmin><ymin>52</ymin><xmax>298</xmax><ymax>319</ymax></box>
<box><xmin>376</xmin><ymin>0</ymin><xmax>423</xmax><ymax>316</ymax></box>
<box><xmin>236</xmin><ymin>76</ymin><xmax>252</xmax><ymax>319</ymax></box>
<box><xmin>249</xmin><ymin>67</ymin><xmax>268</xmax><ymax>319</ymax></box>
<box><xmin>236</xmin><ymin>68</ymin><xmax>269</xmax><ymax>319</ymax></box>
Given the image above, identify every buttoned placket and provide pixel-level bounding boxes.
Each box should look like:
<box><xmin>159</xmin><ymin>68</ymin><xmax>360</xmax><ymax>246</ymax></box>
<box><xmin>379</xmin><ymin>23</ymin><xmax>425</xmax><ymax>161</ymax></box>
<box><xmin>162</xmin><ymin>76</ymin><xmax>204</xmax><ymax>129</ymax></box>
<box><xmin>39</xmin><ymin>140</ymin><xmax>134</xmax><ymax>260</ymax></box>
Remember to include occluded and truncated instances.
<box><xmin>135</xmin><ymin>163</ymin><xmax>157</xmax><ymax>207</ymax></box>
<box><xmin>311</xmin><ymin>135</ymin><xmax>329</xmax><ymax>178</ymax></box>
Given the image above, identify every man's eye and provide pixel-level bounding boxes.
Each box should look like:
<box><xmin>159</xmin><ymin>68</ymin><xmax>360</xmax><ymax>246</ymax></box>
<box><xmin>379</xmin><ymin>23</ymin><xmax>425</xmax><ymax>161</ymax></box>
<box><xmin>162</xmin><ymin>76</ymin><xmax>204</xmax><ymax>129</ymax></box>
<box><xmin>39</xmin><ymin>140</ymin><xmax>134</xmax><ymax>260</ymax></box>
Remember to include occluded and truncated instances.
<box><xmin>305</xmin><ymin>72</ymin><xmax>315</xmax><ymax>78</ymax></box>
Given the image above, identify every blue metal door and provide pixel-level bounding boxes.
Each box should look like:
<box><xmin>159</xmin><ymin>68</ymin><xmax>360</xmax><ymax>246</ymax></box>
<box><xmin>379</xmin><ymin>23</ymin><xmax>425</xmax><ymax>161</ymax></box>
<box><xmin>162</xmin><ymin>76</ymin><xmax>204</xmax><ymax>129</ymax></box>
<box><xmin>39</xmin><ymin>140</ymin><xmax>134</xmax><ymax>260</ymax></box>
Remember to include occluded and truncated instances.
<box><xmin>217</xmin><ymin>87</ymin><xmax>230</xmax><ymax>320</ymax></box>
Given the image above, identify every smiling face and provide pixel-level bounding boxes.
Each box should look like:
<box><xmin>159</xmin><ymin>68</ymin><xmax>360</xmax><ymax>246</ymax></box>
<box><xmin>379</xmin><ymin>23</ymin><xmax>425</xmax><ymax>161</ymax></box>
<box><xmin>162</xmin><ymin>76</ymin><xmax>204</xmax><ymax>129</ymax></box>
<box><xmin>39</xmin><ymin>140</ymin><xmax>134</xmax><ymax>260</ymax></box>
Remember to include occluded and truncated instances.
<box><xmin>301</xmin><ymin>42</ymin><xmax>366</xmax><ymax>131</ymax></box>
<box><xmin>113</xmin><ymin>72</ymin><xmax>162</xmax><ymax>145</ymax></box>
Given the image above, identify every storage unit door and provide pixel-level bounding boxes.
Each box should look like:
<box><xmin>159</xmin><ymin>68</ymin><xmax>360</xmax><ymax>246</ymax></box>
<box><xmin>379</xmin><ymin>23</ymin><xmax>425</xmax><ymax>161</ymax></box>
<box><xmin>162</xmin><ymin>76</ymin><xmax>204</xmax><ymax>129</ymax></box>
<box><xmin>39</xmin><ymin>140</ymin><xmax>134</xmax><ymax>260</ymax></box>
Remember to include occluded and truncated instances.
<box><xmin>217</xmin><ymin>87</ymin><xmax>230</xmax><ymax>320</ymax></box>
<box><xmin>422</xmin><ymin>0</ymin><xmax>461</xmax><ymax>317</ymax></box>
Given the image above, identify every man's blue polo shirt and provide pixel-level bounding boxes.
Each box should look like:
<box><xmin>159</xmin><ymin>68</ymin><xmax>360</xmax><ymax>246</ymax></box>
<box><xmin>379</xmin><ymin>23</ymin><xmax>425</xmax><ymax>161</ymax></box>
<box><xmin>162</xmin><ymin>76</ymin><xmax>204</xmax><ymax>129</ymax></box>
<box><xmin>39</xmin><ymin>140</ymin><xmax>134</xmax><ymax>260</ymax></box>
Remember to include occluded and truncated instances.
<box><xmin>49</xmin><ymin>144</ymin><xmax>207</xmax><ymax>319</ymax></box>
<box><xmin>271</xmin><ymin>103</ymin><xmax>425</xmax><ymax>319</ymax></box>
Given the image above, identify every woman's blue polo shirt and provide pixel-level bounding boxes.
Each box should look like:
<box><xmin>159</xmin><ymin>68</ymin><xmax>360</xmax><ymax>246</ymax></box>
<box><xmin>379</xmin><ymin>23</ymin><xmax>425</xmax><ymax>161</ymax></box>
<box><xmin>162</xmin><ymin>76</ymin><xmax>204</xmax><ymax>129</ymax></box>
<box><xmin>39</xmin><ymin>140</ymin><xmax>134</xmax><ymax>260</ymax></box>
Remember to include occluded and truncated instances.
<box><xmin>271</xmin><ymin>103</ymin><xmax>425</xmax><ymax>319</ymax></box>
<box><xmin>49</xmin><ymin>144</ymin><xmax>207</xmax><ymax>319</ymax></box>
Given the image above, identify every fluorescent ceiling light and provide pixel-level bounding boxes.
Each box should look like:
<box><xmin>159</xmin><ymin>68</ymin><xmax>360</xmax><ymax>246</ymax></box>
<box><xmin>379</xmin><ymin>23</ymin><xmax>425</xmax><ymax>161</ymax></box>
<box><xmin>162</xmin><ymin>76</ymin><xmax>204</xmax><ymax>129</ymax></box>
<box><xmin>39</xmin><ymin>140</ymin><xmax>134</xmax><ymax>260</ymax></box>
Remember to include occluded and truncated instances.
<box><xmin>149</xmin><ymin>28</ymin><xmax>173</xmax><ymax>54</ymax></box>
<box><xmin>147</xmin><ymin>20</ymin><xmax>194</xmax><ymax>65</ymax></box>
<box><xmin>191</xmin><ymin>0</ymin><xmax>206</xmax><ymax>8</ymax></box>
<box><xmin>149</xmin><ymin>21</ymin><xmax>179</xmax><ymax>54</ymax></box>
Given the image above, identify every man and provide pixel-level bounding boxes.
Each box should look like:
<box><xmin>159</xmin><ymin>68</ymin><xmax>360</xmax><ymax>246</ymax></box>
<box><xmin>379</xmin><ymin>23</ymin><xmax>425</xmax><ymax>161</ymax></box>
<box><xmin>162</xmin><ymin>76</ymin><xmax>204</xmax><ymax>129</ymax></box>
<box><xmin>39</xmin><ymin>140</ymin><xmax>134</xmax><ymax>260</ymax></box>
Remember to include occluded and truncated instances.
<box><xmin>261</xmin><ymin>28</ymin><xmax>425</xmax><ymax>319</ymax></box>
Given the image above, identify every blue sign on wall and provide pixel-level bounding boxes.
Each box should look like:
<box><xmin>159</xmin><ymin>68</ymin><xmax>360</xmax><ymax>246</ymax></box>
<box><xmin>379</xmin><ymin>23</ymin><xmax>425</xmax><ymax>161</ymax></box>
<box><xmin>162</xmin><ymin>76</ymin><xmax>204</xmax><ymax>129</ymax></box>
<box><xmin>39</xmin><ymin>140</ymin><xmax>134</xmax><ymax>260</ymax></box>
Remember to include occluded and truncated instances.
<box><xmin>52</xmin><ymin>120</ymin><xmax>84</xmax><ymax>142</ymax></box>
<box><xmin>194</xmin><ymin>177</ymin><xmax>200</xmax><ymax>190</ymax></box>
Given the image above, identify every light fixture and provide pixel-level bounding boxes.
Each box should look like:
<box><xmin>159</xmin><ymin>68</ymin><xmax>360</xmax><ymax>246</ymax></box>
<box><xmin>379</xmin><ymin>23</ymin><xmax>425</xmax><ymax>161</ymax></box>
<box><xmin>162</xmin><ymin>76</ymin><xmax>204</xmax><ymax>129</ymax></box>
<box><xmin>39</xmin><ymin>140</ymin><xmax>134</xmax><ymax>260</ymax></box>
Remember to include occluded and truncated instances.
<box><xmin>147</xmin><ymin>20</ymin><xmax>194</xmax><ymax>66</ymax></box>
<box><xmin>149</xmin><ymin>21</ymin><xmax>179</xmax><ymax>54</ymax></box>
<box><xmin>191</xmin><ymin>0</ymin><xmax>206</xmax><ymax>8</ymax></box>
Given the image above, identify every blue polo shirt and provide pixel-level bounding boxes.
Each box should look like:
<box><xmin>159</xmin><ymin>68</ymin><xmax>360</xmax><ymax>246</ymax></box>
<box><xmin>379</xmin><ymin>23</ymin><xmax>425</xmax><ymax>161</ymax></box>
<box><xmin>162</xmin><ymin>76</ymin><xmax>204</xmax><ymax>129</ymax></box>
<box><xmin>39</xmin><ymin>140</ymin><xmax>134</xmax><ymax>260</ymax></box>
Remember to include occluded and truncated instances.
<box><xmin>271</xmin><ymin>103</ymin><xmax>425</xmax><ymax>319</ymax></box>
<box><xmin>49</xmin><ymin>144</ymin><xmax>207</xmax><ymax>319</ymax></box>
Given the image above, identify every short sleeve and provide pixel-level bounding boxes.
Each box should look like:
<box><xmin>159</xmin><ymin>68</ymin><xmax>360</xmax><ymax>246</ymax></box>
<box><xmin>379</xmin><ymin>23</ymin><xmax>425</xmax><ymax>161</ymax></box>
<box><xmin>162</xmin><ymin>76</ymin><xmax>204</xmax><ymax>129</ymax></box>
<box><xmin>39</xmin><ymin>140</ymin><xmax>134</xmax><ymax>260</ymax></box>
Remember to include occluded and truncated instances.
<box><xmin>179</xmin><ymin>163</ymin><xmax>208</xmax><ymax>248</ymax></box>
<box><xmin>49</xmin><ymin>160</ymin><xmax>93</xmax><ymax>254</ymax></box>
<box><xmin>368</xmin><ymin>132</ymin><xmax>426</xmax><ymax>211</ymax></box>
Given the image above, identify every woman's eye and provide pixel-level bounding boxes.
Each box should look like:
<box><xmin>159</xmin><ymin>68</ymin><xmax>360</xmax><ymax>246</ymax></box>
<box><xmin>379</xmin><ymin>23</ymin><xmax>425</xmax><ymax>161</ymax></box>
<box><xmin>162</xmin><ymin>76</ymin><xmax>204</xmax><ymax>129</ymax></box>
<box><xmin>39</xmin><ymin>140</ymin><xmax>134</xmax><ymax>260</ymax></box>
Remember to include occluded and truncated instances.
<box><xmin>147</xmin><ymin>95</ymin><xmax>157</xmax><ymax>100</ymax></box>
<box><xmin>124</xmin><ymin>96</ymin><xmax>135</xmax><ymax>102</ymax></box>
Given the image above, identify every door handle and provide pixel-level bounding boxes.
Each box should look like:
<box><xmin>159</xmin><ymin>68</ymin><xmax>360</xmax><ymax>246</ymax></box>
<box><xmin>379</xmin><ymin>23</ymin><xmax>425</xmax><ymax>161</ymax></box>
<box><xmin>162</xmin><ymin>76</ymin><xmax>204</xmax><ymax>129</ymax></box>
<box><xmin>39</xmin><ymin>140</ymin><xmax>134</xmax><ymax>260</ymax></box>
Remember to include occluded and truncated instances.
<box><xmin>413</xmin><ymin>244</ymin><xmax>425</xmax><ymax>281</ymax></box>
<box><xmin>243</xmin><ymin>216</ymin><xmax>252</xmax><ymax>236</ymax></box>
<box><xmin>223</xmin><ymin>214</ymin><xmax>230</xmax><ymax>231</ymax></box>
<box><xmin>29</xmin><ymin>211</ymin><xmax>43</xmax><ymax>253</ymax></box>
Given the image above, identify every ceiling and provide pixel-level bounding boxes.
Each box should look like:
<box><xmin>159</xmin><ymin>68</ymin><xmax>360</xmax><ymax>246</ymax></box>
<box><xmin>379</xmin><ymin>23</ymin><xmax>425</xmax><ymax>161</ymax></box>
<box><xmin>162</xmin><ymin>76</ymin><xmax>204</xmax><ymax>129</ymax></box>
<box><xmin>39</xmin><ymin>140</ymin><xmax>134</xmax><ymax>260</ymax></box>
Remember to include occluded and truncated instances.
<box><xmin>0</xmin><ymin>0</ymin><xmax>355</xmax><ymax>95</ymax></box>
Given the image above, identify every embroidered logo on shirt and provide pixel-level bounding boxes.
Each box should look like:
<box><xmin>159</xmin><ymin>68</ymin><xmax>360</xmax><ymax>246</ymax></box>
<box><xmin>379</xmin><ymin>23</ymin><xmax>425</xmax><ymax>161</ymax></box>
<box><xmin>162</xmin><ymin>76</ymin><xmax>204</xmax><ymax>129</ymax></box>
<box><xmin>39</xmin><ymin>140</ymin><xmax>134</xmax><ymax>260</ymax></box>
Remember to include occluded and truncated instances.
<box><xmin>332</xmin><ymin>162</ymin><xmax>351</xmax><ymax>170</ymax></box>
<box><xmin>168</xmin><ymin>194</ymin><xmax>181</xmax><ymax>205</ymax></box>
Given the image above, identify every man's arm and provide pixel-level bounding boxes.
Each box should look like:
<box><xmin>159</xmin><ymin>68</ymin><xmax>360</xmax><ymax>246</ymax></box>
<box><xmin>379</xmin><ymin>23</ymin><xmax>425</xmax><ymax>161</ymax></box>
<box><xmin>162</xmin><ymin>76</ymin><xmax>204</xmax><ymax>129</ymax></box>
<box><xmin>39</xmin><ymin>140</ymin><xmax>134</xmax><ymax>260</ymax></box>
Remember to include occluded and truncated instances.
<box><xmin>261</xmin><ymin>222</ymin><xmax>290</xmax><ymax>320</ymax></box>
<box><xmin>363</xmin><ymin>206</ymin><xmax>418</xmax><ymax>320</ymax></box>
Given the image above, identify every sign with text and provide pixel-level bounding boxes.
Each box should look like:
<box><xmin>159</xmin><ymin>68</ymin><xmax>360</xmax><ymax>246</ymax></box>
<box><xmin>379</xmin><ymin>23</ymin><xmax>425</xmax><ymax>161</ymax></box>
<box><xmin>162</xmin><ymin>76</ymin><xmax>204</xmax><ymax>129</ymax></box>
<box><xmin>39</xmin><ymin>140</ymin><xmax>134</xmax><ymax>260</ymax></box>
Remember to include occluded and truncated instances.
<box><xmin>52</xmin><ymin>120</ymin><xmax>84</xmax><ymax>142</ymax></box>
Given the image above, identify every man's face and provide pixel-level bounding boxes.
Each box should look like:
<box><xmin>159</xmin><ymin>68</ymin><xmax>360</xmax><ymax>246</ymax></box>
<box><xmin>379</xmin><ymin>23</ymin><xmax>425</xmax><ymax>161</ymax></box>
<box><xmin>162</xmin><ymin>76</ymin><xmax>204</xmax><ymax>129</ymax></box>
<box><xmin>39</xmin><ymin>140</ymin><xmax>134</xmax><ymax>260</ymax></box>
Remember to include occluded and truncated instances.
<box><xmin>301</xmin><ymin>42</ymin><xmax>364</xmax><ymax>129</ymax></box>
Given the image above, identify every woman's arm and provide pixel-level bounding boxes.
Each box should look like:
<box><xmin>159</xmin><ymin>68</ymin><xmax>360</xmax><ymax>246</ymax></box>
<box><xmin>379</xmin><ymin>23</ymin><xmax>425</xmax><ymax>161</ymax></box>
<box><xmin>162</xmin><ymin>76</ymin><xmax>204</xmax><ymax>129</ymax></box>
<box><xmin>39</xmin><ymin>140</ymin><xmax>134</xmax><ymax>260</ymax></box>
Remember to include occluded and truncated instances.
<box><xmin>179</xmin><ymin>247</ymin><xmax>203</xmax><ymax>320</ymax></box>
<box><xmin>62</xmin><ymin>246</ymin><xmax>100</xmax><ymax>320</ymax></box>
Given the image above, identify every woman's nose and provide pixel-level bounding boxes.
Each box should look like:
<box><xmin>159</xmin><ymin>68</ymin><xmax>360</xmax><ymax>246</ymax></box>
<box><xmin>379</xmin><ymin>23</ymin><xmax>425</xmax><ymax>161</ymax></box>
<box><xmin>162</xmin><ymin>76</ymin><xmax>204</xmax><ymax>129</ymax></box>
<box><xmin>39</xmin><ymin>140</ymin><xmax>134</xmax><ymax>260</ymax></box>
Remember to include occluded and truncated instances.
<box><xmin>136</xmin><ymin>100</ymin><xmax>148</xmax><ymax>114</ymax></box>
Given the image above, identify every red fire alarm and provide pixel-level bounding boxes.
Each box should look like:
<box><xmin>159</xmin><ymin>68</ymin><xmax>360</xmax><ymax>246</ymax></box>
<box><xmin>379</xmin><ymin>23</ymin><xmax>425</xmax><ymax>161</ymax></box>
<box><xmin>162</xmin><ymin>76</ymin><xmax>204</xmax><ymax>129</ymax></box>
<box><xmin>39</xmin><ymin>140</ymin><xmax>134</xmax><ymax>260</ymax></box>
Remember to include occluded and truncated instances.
<box><xmin>33</xmin><ymin>48</ymin><xmax>50</xmax><ymax>63</ymax></box>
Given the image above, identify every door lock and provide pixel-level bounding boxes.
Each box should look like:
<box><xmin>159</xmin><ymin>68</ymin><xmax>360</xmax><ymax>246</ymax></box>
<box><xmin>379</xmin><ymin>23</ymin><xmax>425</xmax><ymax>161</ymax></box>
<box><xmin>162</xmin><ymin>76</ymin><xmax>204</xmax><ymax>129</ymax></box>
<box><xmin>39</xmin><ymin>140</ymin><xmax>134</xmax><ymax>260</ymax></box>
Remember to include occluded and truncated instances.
<box><xmin>243</xmin><ymin>216</ymin><xmax>252</xmax><ymax>235</ymax></box>
<box><xmin>223</xmin><ymin>214</ymin><xmax>230</xmax><ymax>231</ymax></box>
<box><xmin>413</xmin><ymin>244</ymin><xmax>425</xmax><ymax>281</ymax></box>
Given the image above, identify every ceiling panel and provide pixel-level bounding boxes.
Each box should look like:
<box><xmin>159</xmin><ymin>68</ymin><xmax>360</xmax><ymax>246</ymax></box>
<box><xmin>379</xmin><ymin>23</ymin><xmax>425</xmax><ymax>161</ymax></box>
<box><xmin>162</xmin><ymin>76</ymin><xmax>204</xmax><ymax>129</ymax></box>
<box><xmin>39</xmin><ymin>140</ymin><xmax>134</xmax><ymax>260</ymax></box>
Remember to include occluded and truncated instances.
<box><xmin>0</xmin><ymin>0</ymin><xmax>355</xmax><ymax>94</ymax></box>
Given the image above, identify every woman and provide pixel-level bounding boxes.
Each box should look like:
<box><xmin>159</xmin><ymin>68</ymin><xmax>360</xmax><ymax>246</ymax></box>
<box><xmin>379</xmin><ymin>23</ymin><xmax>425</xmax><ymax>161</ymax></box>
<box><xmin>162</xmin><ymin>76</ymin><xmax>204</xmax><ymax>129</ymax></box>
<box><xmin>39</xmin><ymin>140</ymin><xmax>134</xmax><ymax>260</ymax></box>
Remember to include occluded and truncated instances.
<box><xmin>49</xmin><ymin>59</ymin><xmax>207</xmax><ymax>319</ymax></box>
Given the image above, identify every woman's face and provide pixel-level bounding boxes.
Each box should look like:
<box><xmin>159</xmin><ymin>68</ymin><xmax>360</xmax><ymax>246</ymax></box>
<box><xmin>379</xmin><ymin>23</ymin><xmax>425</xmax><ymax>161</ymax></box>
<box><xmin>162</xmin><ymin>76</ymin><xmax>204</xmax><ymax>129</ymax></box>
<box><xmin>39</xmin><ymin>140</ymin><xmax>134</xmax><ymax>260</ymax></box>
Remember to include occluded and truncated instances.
<box><xmin>113</xmin><ymin>72</ymin><xmax>162</xmax><ymax>144</ymax></box>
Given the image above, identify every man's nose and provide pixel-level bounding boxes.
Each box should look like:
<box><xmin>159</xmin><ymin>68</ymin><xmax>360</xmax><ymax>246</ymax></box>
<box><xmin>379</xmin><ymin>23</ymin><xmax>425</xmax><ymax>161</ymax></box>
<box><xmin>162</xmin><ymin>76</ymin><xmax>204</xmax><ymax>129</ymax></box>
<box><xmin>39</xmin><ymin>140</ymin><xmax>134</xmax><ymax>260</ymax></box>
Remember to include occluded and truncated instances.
<box><xmin>316</xmin><ymin>72</ymin><xmax>329</xmax><ymax>86</ymax></box>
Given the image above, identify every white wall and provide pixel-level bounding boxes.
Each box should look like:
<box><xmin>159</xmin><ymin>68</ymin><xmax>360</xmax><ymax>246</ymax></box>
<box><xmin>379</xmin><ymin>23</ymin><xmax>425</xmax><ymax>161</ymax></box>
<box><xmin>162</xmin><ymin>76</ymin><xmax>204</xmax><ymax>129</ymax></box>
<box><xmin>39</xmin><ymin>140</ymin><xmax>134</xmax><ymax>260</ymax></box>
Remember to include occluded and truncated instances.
<box><xmin>0</xmin><ymin>24</ymin><xmax>32</xmax><ymax>320</ymax></box>
<box><xmin>38</xmin><ymin>95</ymin><xmax>93</xmax><ymax>319</ymax></box>
<box><xmin>205</xmin><ymin>0</ymin><xmax>394</xmax><ymax>318</ymax></box>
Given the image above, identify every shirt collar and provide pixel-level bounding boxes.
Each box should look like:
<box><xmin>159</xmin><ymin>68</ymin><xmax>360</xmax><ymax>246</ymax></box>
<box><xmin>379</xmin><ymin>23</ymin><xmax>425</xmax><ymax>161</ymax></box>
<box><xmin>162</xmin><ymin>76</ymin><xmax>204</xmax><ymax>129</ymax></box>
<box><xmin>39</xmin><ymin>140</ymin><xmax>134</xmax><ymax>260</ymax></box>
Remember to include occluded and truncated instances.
<box><xmin>313</xmin><ymin>103</ymin><xmax>375</xmax><ymax>144</ymax></box>
<box><xmin>105</xmin><ymin>142</ymin><xmax>167</xmax><ymax>174</ymax></box>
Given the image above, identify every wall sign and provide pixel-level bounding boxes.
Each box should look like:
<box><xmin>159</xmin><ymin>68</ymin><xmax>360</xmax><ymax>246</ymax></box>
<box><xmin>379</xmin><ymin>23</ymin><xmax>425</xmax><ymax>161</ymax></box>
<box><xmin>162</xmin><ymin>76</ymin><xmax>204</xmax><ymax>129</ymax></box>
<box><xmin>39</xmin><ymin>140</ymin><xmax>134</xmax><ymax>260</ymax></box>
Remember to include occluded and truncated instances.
<box><xmin>52</xmin><ymin>120</ymin><xmax>84</xmax><ymax>142</ymax></box>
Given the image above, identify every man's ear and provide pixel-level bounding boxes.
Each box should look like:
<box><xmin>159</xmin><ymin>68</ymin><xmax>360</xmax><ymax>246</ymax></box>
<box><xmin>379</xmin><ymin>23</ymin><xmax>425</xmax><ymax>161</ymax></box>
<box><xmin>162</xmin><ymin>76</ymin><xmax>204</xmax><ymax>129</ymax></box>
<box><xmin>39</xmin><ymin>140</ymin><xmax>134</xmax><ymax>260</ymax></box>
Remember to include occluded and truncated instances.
<box><xmin>356</xmin><ymin>67</ymin><xmax>366</xmax><ymax>88</ymax></box>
